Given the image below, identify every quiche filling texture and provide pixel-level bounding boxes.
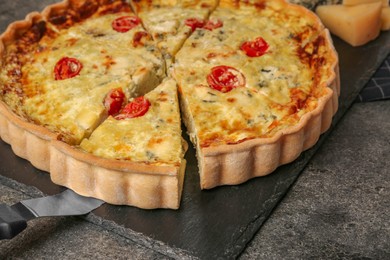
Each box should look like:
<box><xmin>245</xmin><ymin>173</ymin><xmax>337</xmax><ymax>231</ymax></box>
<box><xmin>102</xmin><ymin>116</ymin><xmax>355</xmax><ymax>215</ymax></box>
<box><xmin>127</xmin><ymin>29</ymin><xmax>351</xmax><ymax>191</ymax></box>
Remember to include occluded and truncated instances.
<box><xmin>0</xmin><ymin>0</ymin><xmax>339</xmax><ymax>208</ymax></box>
<box><xmin>131</xmin><ymin>0</ymin><xmax>219</xmax><ymax>61</ymax></box>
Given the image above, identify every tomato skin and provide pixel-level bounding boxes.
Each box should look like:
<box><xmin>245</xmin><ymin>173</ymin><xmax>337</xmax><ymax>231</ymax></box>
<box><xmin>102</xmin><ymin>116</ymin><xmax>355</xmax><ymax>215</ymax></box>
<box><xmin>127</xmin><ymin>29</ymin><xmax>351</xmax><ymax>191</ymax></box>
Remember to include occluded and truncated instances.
<box><xmin>207</xmin><ymin>65</ymin><xmax>246</xmax><ymax>93</ymax></box>
<box><xmin>54</xmin><ymin>57</ymin><xmax>83</xmax><ymax>80</ymax></box>
<box><xmin>240</xmin><ymin>37</ymin><xmax>269</xmax><ymax>57</ymax></box>
<box><xmin>185</xmin><ymin>18</ymin><xmax>223</xmax><ymax>32</ymax></box>
<box><xmin>104</xmin><ymin>88</ymin><xmax>125</xmax><ymax>116</ymax></box>
<box><xmin>184</xmin><ymin>18</ymin><xmax>205</xmax><ymax>32</ymax></box>
<box><xmin>115</xmin><ymin>96</ymin><xmax>151</xmax><ymax>119</ymax></box>
<box><xmin>203</xmin><ymin>19</ymin><xmax>223</xmax><ymax>30</ymax></box>
<box><xmin>112</xmin><ymin>16</ymin><xmax>141</xmax><ymax>33</ymax></box>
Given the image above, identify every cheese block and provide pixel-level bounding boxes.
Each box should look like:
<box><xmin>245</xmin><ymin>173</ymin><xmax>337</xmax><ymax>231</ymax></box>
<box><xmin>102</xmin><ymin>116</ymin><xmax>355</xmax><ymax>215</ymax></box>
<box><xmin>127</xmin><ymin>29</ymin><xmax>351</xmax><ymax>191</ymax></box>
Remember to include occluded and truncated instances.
<box><xmin>381</xmin><ymin>7</ymin><xmax>390</xmax><ymax>30</ymax></box>
<box><xmin>343</xmin><ymin>0</ymin><xmax>389</xmax><ymax>7</ymax></box>
<box><xmin>315</xmin><ymin>2</ymin><xmax>382</xmax><ymax>46</ymax></box>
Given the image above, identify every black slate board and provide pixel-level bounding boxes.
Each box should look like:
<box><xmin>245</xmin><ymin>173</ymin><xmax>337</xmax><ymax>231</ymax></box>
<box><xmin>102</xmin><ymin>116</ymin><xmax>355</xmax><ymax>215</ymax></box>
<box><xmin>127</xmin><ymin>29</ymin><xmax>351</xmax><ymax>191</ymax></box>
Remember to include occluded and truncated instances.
<box><xmin>1</xmin><ymin>1</ymin><xmax>390</xmax><ymax>258</ymax></box>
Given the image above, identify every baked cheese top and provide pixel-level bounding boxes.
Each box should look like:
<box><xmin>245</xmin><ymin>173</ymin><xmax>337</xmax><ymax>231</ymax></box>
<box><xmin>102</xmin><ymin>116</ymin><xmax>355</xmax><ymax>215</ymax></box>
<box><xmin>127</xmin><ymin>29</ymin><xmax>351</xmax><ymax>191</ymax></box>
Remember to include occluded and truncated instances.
<box><xmin>132</xmin><ymin>0</ymin><xmax>218</xmax><ymax>63</ymax></box>
<box><xmin>137</xmin><ymin>7</ymin><xmax>209</xmax><ymax>59</ymax></box>
<box><xmin>80</xmin><ymin>78</ymin><xmax>184</xmax><ymax>166</ymax></box>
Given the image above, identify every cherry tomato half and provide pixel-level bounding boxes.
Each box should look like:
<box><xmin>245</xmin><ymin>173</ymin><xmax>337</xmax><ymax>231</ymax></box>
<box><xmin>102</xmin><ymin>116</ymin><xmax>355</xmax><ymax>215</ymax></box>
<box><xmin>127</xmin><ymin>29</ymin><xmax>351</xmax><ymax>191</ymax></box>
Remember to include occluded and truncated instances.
<box><xmin>185</xmin><ymin>18</ymin><xmax>205</xmax><ymax>32</ymax></box>
<box><xmin>104</xmin><ymin>88</ymin><xmax>126</xmax><ymax>116</ymax></box>
<box><xmin>207</xmin><ymin>65</ymin><xmax>246</xmax><ymax>93</ymax></box>
<box><xmin>112</xmin><ymin>16</ymin><xmax>141</xmax><ymax>33</ymax></box>
<box><xmin>240</xmin><ymin>37</ymin><xmax>269</xmax><ymax>57</ymax></box>
<box><xmin>54</xmin><ymin>57</ymin><xmax>83</xmax><ymax>80</ymax></box>
<box><xmin>115</xmin><ymin>96</ymin><xmax>151</xmax><ymax>119</ymax></box>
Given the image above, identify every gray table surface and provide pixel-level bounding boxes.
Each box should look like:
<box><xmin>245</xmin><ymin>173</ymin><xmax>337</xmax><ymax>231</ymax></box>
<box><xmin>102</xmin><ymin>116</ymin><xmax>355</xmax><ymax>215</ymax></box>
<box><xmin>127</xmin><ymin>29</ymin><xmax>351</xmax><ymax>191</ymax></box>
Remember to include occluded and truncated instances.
<box><xmin>0</xmin><ymin>0</ymin><xmax>389</xmax><ymax>259</ymax></box>
<box><xmin>1</xmin><ymin>100</ymin><xmax>389</xmax><ymax>259</ymax></box>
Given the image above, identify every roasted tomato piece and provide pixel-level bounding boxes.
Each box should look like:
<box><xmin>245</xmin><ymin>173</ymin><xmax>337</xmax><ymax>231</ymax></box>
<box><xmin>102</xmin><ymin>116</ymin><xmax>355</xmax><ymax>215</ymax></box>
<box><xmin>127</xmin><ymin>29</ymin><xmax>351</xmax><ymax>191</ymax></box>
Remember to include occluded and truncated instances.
<box><xmin>104</xmin><ymin>88</ymin><xmax>126</xmax><ymax>116</ymax></box>
<box><xmin>115</xmin><ymin>96</ymin><xmax>151</xmax><ymax>119</ymax></box>
<box><xmin>132</xmin><ymin>31</ymin><xmax>150</xmax><ymax>47</ymax></box>
<box><xmin>207</xmin><ymin>65</ymin><xmax>246</xmax><ymax>93</ymax></box>
<box><xmin>240</xmin><ymin>37</ymin><xmax>269</xmax><ymax>57</ymax></box>
<box><xmin>54</xmin><ymin>57</ymin><xmax>83</xmax><ymax>80</ymax></box>
<box><xmin>112</xmin><ymin>16</ymin><xmax>141</xmax><ymax>33</ymax></box>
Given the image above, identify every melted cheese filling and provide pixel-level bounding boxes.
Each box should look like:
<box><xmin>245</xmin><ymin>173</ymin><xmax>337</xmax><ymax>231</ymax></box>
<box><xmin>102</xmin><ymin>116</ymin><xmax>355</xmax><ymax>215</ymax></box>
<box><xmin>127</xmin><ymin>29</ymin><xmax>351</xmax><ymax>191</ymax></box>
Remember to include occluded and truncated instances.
<box><xmin>134</xmin><ymin>0</ymin><xmax>218</xmax><ymax>63</ymax></box>
<box><xmin>139</xmin><ymin>7</ymin><xmax>210</xmax><ymax>58</ymax></box>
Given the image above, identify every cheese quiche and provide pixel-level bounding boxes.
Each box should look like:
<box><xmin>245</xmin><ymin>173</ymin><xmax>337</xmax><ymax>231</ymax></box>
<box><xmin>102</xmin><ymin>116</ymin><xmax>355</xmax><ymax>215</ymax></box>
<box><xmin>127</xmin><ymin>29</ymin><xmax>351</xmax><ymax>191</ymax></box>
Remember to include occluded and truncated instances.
<box><xmin>0</xmin><ymin>0</ymin><xmax>339</xmax><ymax>208</ymax></box>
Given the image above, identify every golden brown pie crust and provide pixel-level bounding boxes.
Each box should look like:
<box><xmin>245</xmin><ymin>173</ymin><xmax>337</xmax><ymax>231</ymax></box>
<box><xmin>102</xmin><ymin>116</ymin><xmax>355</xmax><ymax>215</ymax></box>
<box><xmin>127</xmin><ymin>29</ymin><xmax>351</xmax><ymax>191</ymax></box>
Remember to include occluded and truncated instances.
<box><xmin>0</xmin><ymin>0</ymin><xmax>339</xmax><ymax>208</ymax></box>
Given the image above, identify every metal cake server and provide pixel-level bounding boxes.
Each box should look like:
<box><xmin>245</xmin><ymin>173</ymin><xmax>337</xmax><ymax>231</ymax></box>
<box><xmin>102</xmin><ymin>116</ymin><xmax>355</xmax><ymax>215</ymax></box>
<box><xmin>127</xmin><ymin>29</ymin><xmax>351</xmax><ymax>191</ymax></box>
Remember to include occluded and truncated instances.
<box><xmin>0</xmin><ymin>189</ymin><xmax>104</xmax><ymax>240</ymax></box>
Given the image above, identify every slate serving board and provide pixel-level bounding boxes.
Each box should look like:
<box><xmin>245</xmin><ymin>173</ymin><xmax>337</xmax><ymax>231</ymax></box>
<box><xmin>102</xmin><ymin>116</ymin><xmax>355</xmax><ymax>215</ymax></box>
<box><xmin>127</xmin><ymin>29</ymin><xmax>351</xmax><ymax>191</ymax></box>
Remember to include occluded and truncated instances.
<box><xmin>1</xmin><ymin>1</ymin><xmax>390</xmax><ymax>259</ymax></box>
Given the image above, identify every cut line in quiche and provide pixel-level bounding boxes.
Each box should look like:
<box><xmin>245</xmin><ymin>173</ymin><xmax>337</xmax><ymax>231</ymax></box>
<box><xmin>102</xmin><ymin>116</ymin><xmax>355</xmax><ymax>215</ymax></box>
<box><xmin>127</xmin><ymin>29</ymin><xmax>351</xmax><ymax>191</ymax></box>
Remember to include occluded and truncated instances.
<box><xmin>0</xmin><ymin>0</ymin><xmax>339</xmax><ymax>209</ymax></box>
<box><xmin>131</xmin><ymin>0</ymin><xmax>219</xmax><ymax>66</ymax></box>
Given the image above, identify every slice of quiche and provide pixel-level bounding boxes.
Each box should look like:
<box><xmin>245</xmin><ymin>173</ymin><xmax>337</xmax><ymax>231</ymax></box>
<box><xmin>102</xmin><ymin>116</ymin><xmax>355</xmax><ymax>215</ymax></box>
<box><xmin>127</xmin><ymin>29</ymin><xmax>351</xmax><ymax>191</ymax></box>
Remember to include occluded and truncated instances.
<box><xmin>173</xmin><ymin>0</ymin><xmax>339</xmax><ymax>189</ymax></box>
<box><xmin>50</xmin><ymin>78</ymin><xmax>187</xmax><ymax>209</ymax></box>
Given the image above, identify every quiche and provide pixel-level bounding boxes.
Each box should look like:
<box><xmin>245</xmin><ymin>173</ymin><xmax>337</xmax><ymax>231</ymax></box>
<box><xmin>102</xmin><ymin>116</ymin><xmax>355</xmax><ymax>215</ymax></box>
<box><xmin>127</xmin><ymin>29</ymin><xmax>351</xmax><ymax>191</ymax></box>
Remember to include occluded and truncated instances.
<box><xmin>0</xmin><ymin>0</ymin><xmax>339</xmax><ymax>209</ymax></box>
